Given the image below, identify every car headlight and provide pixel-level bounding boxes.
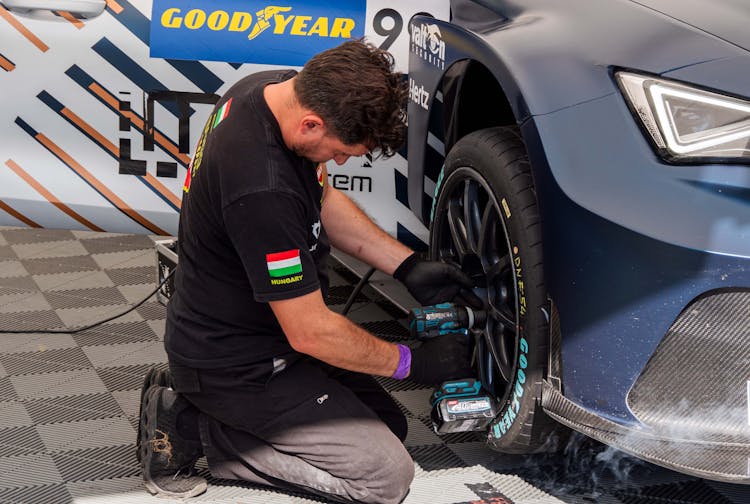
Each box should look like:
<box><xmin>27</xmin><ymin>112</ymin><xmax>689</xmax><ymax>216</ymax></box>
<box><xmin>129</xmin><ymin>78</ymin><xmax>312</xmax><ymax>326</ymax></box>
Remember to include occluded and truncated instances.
<box><xmin>617</xmin><ymin>71</ymin><xmax>750</xmax><ymax>163</ymax></box>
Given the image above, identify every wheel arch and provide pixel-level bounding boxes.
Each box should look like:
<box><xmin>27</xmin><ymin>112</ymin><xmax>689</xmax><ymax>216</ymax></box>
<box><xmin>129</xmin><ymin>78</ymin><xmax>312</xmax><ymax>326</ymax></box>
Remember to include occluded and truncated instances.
<box><xmin>407</xmin><ymin>15</ymin><xmax>541</xmax><ymax>225</ymax></box>
<box><xmin>439</xmin><ymin>59</ymin><xmax>516</xmax><ymax>156</ymax></box>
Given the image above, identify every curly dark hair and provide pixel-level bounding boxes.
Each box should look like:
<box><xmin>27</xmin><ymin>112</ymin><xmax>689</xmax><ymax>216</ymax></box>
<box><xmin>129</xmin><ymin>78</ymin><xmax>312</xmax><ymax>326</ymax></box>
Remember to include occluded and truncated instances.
<box><xmin>294</xmin><ymin>39</ymin><xmax>407</xmax><ymax>158</ymax></box>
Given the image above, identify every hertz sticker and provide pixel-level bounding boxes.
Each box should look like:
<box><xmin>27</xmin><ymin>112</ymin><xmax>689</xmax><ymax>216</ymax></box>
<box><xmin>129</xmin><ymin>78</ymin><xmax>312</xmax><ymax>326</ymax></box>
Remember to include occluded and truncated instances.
<box><xmin>150</xmin><ymin>0</ymin><xmax>365</xmax><ymax>66</ymax></box>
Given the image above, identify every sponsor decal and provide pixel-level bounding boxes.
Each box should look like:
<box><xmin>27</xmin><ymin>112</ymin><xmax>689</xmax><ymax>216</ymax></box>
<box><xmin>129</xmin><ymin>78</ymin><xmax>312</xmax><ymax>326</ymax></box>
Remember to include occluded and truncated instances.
<box><xmin>446</xmin><ymin>398</ymin><xmax>491</xmax><ymax>414</ymax></box>
<box><xmin>272</xmin><ymin>357</ymin><xmax>287</xmax><ymax>373</ymax></box>
<box><xmin>501</xmin><ymin>198</ymin><xmax>511</xmax><ymax>218</ymax></box>
<box><xmin>150</xmin><ymin>0</ymin><xmax>365</xmax><ymax>66</ymax></box>
<box><xmin>410</xmin><ymin>22</ymin><xmax>445</xmax><ymax>69</ymax></box>
<box><xmin>491</xmin><ymin>246</ymin><xmax>528</xmax><ymax>439</ymax></box>
<box><xmin>311</xmin><ymin>219</ymin><xmax>321</xmax><ymax>239</ymax></box>
<box><xmin>491</xmin><ymin>337</ymin><xmax>529</xmax><ymax>439</ymax></box>
<box><xmin>266</xmin><ymin>249</ymin><xmax>303</xmax><ymax>282</ymax></box>
<box><xmin>316</xmin><ymin>164</ymin><xmax>325</xmax><ymax>187</ymax></box>
<box><xmin>327</xmin><ymin>173</ymin><xmax>372</xmax><ymax>192</ymax></box>
<box><xmin>248</xmin><ymin>6</ymin><xmax>293</xmax><ymax>40</ymax></box>
<box><xmin>212</xmin><ymin>98</ymin><xmax>232</xmax><ymax>129</ymax></box>
<box><xmin>409</xmin><ymin>78</ymin><xmax>429</xmax><ymax>110</ymax></box>
<box><xmin>310</xmin><ymin>219</ymin><xmax>321</xmax><ymax>252</ymax></box>
<box><xmin>184</xmin><ymin>111</ymin><xmax>214</xmax><ymax>193</ymax></box>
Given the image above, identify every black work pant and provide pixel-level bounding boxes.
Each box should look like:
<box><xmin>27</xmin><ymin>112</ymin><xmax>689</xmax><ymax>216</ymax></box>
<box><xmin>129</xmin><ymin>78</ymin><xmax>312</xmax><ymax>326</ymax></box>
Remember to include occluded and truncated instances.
<box><xmin>168</xmin><ymin>356</ymin><xmax>414</xmax><ymax>504</ymax></box>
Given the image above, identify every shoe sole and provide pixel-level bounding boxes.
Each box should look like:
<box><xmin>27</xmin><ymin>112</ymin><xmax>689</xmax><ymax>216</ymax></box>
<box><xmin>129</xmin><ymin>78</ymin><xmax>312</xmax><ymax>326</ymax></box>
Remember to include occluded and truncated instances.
<box><xmin>141</xmin><ymin>386</ymin><xmax>207</xmax><ymax>498</ymax></box>
<box><xmin>144</xmin><ymin>476</ymin><xmax>207</xmax><ymax>499</ymax></box>
<box><xmin>136</xmin><ymin>367</ymin><xmax>170</xmax><ymax>463</ymax></box>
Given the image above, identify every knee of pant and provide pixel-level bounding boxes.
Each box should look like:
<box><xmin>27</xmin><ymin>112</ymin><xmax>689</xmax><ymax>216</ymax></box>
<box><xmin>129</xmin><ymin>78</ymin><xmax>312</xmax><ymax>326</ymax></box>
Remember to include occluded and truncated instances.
<box><xmin>372</xmin><ymin>447</ymin><xmax>414</xmax><ymax>504</ymax></box>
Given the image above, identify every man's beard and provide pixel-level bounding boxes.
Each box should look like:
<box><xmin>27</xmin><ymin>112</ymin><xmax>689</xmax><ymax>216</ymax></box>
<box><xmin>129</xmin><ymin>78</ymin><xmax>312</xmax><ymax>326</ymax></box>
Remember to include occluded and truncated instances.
<box><xmin>290</xmin><ymin>141</ymin><xmax>323</xmax><ymax>163</ymax></box>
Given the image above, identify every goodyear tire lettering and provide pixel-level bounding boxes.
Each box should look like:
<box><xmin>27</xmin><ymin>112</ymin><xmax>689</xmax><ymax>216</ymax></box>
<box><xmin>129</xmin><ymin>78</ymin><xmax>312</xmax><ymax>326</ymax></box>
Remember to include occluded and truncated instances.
<box><xmin>491</xmin><ymin>313</ymin><xmax>531</xmax><ymax>440</ymax></box>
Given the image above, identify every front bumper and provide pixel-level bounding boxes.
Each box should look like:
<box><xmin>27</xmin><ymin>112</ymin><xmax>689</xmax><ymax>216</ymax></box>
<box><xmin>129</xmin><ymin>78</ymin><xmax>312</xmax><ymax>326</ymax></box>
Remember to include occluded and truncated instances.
<box><xmin>543</xmin><ymin>289</ymin><xmax>750</xmax><ymax>483</ymax></box>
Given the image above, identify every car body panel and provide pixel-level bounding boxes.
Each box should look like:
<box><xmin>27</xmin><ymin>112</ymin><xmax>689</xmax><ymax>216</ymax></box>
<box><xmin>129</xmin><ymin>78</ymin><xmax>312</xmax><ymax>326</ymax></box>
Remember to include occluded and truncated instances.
<box><xmin>408</xmin><ymin>0</ymin><xmax>750</xmax><ymax>481</ymax></box>
<box><xmin>630</xmin><ymin>0</ymin><xmax>750</xmax><ymax>52</ymax></box>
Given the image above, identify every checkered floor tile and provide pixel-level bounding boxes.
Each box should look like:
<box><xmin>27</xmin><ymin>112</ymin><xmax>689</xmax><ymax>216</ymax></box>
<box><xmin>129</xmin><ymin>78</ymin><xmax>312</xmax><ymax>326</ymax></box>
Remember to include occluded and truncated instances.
<box><xmin>0</xmin><ymin>227</ymin><xmax>746</xmax><ymax>504</ymax></box>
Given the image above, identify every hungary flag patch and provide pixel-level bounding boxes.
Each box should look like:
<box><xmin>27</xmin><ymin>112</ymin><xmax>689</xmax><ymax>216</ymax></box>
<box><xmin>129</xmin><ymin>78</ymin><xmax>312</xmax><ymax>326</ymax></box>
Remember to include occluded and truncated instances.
<box><xmin>266</xmin><ymin>249</ymin><xmax>302</xmax><ymax>278</ymax></box>
<box><xmin>212</xmin><ymin>98</ymin><xmax>232</xmax><ymax>129</ymax></box>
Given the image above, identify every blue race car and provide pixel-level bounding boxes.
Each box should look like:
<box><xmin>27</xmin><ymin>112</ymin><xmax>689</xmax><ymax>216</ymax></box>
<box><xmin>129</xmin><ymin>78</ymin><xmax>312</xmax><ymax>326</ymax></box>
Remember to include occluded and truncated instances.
<box><xmin>406</xmin><ymin>0</ymin><xmax>750</xmax><ymax>483</ymax></box>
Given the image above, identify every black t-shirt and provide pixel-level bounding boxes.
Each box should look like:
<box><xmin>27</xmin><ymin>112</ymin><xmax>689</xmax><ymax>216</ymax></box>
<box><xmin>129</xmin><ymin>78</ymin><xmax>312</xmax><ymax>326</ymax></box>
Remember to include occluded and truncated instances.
<box><xmin>165</xmin><ymin>69</ymin><xmax>330</xmax><ymax>368</ymax></box>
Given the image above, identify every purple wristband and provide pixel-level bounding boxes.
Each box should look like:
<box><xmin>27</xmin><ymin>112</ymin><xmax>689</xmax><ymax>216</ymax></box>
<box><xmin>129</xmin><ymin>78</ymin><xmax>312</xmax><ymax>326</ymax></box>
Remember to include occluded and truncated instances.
<box><xmin>392</xmin><ymin>344</ymin><xmax>412</xmax><ymax>380</ymax></box>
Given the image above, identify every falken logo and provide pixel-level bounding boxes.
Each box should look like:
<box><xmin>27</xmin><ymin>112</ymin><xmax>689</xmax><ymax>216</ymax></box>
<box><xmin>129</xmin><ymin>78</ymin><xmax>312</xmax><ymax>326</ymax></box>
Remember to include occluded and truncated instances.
<box><xmin>311</xmin><ymin>220</ymin><xmax>321</xmax><ymax>240</ymax></box>
<box><xmin>409</xmin><ymin>78</ymin><xmax>429</xmax><ymax>110</ymax></box>
<box><xmin>310</xmin><ymin>219</ymin><xmax>321</xmax><ymax>252</ymax></box>
<box><xmin>410</xmin><ymin>23</ymin><xmax>445</xmax><ymax>70</ymax></box>
<box><xmin>160</xmin><ymin>5</ymin><xmax>357</xmax><ymax>40</ymax></box>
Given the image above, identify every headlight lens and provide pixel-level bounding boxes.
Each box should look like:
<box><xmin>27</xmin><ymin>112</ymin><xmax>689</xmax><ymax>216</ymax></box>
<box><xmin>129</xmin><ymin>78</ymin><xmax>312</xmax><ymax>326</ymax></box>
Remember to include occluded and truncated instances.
<box><xmin>617</xmin><ymin>71</ymin><xmax>750</xmax><ymax>162</ymax></box>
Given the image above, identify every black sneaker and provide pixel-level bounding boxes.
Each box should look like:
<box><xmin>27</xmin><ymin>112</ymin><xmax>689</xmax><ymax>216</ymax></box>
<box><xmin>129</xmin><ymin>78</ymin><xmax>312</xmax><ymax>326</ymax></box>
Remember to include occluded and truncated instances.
<box><xmin>136</xmin><ymin>367</ymin><xmax>171</xmax><ymax>463</ymax></box>
<box><xmin>140</xmin><ymin>385</ymin><xmax>207</xmax><ymax>498</ymax></box>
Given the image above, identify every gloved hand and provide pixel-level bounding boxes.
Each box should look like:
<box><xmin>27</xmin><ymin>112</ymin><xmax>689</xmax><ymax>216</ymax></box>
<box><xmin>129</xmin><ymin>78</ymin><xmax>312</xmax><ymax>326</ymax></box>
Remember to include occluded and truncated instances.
<box><xmin>393</xmin><ymin>253</ymin><xmax>483</xmax><ymax>308</ymax></box>
<box><xmin>407</xmin><ymin>332</ymin><xmax>474</xmax><ymax>385</ymax></box>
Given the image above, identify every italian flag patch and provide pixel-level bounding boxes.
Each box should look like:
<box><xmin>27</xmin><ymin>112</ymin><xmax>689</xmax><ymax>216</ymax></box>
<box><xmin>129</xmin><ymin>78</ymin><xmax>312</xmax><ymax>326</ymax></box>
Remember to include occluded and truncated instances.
<box><xmin>212</xmin><ymin>98</ymin><xmax>232</xmax><ymax>128</ymax></box>
<box><xmin>266</xmin><ymin>249</ymin><xmax>302</xmax><ymax>278</ymax></box>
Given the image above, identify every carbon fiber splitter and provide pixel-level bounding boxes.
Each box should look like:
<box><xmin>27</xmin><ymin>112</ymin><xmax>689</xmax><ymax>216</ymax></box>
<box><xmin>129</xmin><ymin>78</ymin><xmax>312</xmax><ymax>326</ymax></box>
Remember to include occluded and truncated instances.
<box><xmin>0</xmin><ymin>227</ymin><xmax>746</xmax><ymax>504</ymax></box>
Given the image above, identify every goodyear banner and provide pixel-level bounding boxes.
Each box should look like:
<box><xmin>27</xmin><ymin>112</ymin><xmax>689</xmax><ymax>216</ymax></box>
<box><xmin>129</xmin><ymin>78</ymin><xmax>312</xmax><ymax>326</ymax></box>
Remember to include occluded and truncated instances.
<box><xmin>150</xmin><ymin>0</ymin><xmax>366</xmax><ymax>66</ymax></box>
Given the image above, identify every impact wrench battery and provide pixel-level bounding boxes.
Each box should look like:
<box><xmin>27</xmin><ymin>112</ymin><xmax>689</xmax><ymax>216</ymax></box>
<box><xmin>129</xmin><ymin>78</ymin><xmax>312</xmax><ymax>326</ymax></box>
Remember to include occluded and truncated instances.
<box><xmin>430</xmin><ymin>379</ymin><xmax>497</xmax><ymax>434</ymax></box>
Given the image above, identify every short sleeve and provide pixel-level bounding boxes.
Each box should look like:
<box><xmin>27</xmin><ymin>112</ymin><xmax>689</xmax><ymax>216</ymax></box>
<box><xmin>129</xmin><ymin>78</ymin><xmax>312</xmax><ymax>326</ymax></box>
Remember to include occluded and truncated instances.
<box><xmin>223</xmin><ymin>191</ymin><xmax>320</xmax><ymax>302</ymax></box>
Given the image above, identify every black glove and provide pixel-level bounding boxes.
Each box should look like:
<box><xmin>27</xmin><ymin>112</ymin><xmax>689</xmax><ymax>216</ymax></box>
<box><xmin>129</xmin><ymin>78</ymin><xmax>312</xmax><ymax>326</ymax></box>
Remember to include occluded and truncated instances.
<box><xmin>394</xmin><ymin>253</ymin><xmax>483</xmax><ymax>308</ymax></box>
<box><xmin>408</xmin><ymin>332</ymin><xmax>474</xmax><ymax>386</ymax></box>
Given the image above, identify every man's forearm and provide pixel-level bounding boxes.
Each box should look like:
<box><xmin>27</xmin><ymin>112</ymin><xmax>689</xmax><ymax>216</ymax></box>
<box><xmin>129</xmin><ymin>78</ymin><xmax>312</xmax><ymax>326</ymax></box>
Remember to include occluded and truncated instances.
<box><xmin>306</xmin><ymin>313</ymin><xmax>401</xmax><ymax>377</ymax></box>
<box><xmin>321</xmin><ymin>187</ymin><xmax>412</xmax><ymax>275</ymax></box>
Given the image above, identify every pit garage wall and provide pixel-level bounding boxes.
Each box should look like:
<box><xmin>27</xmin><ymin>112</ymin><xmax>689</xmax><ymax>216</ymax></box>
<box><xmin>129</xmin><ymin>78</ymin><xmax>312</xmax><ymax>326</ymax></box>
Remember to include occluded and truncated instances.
<box><xmin>0</xmin><ymin>0</ymin><xmax>446</xmax><ymax>246</ymax></box>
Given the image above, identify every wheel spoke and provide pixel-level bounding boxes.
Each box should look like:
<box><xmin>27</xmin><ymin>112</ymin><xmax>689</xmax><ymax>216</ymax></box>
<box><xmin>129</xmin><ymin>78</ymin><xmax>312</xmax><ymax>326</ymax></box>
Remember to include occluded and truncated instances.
<box><xmin>485</xmin><ymin>255</ymin><xmax>511</xmax><ymax>284</ymax></box>
<box><xmin>484</xmin><ymin>322</ymin><xmax>513</xmax><ymax>383</ymax></box>
<box><xmin>447</xmin><ymin>198</ymin><xmax>470</xmax><ymax>259</ymax></box>
<box><xmin>489</xmin><ymin>304</ymin><xmax>516</xmax><ymax>329</ymax></box>
<box><xmin>462</xmin><ymin>181</ymin><xmax>481</xmax><ymax>254</ymax></box>
<box><xmin>477</xmin><ymin>203</ymin><xmax>497</xmax><ymax>261</ymax></box>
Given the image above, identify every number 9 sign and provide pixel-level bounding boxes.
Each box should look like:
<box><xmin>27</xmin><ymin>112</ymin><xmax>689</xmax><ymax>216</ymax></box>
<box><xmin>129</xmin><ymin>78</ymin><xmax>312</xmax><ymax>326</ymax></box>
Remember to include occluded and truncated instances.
<box><xmin>364</xmin><ymin>1</ymin><xmax>450</xmax><ymax>73</ymax></box>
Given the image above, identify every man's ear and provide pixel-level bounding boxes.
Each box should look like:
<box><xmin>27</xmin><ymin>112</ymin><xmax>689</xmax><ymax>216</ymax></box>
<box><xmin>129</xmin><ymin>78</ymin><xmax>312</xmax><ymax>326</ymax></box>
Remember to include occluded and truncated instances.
<box><xmin>299</xmin><ymin>114</ymin><xmax>326</xmax><ymax>139</ymax></box>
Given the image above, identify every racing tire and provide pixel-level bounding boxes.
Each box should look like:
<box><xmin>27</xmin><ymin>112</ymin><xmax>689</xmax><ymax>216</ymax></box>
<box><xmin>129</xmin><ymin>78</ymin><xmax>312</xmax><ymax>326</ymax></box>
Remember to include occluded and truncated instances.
<box><xmin>430</xmin><ymin>126</ymin><xmax>561</xmax><ymax>453</ymax></box>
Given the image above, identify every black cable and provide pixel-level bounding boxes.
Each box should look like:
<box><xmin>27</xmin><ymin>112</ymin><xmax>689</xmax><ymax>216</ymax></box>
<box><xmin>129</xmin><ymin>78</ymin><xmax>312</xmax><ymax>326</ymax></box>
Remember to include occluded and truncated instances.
<box><xmin>4</xmin><ymin>261</ymin><xmax>372</xmax><ymax>333</ymax></box>
<box><xmin>341</xmin><ymin>267</ymin><xmax>376</xmax><ymax>316</ymax></box>
<box><xmin>0</xmin><ymin>271</ymin><xmax>174</xmax><ymax>334</ymax></box>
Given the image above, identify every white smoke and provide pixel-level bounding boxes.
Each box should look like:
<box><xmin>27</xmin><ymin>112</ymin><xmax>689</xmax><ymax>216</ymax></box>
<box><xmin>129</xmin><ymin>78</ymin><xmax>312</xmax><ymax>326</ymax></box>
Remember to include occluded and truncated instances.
<box><xmin>487</xmin><ymin>431</ymin><xmax>649</xmax><ymax>499</ymax></box>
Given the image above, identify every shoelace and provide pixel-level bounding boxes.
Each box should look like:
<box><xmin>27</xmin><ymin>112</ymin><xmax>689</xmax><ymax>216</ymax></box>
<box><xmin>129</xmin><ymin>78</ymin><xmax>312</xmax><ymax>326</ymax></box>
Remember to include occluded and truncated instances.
<box><xmin>172</xmin><ymin>457</ymin><xmax>201</xmax><ymax>480</ymax></box>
